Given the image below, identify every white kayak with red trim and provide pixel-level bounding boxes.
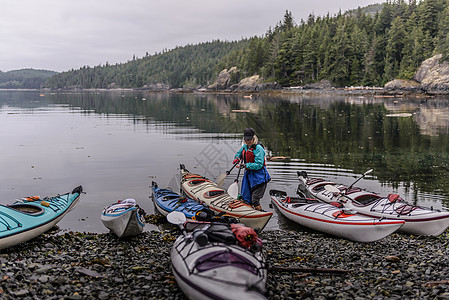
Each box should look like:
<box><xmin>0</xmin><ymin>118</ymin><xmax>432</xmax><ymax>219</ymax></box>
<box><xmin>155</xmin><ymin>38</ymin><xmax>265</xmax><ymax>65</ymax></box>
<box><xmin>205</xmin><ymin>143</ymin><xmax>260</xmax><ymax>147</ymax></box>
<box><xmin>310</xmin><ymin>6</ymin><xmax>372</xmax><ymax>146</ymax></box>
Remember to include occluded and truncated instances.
<box><xmin>297</xmin><ymin>171</ymin><xmax>449</xmax><ymax>236</ymax></box>
<box><xmin>270</xmin><ymin>189</ymin><xmax>404</xmax><ymax>242</ymax></box>
<box><xmin>180</xmin><ymin>165</ymin><xmax>272</xmax><ymax>231</ymax></box>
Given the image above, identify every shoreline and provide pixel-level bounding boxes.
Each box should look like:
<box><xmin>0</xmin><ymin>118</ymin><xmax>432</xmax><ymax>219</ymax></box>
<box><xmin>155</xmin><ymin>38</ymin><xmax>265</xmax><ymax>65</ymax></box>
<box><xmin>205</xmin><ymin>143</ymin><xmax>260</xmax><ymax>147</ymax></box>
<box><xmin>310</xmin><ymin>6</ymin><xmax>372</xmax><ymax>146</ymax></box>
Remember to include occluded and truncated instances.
<box><xmin>1</xmin><ymin>228</ymin><xmax>448</xmax><ymax>299</ymax></box>
<box><xmin>1</xmin><ymin>87</ymin><xmax>443</xmax><ymax>98</ymax></box>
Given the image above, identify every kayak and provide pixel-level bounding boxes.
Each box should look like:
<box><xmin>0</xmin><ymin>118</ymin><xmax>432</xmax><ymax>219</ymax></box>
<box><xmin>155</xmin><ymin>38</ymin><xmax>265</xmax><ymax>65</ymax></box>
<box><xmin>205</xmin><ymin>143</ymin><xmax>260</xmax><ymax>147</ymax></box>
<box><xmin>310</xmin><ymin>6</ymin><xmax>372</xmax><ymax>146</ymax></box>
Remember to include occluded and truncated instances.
<box><xmin>151</xmin><ymin>181</ymin><xmax>213</xmax><ymax>220</ymax></box>
<box><xmin>170</xmin><ymin>214</ymin><xmax>267</xmax><ymax>300</ymax></box>
<box><xmin>101</xmin><ymin>198</ymin><xmax>146</xmax><ymax>238</ymax></box>
<box><xmin>180</xmin><ymin>164</ymin><xmax>273</xmax><ymax>231</ymax></box>
<box><xmin>270</xmin><ymin>189</ymin><xmax>404</xmax><ymax>242</ymax></box>
<box><xmin>297</xmin><ymin>171</ymin><xmax>449</xmax><ymax>236</ymax></box>
<box><xmin>0</xmin><ymin>186</ymin><xmax>83</xmax><ymax>250</ymax></box>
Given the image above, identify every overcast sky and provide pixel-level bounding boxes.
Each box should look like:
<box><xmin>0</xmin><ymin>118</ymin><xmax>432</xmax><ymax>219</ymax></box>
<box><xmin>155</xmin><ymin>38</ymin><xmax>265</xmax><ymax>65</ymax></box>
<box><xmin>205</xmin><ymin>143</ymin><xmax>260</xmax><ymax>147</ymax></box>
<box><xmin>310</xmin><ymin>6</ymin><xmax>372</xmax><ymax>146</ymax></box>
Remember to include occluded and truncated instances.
<box><xmin>0</xmin><ymin>0</ymin><xmax>381</xmax><ymax>72</ymax></box>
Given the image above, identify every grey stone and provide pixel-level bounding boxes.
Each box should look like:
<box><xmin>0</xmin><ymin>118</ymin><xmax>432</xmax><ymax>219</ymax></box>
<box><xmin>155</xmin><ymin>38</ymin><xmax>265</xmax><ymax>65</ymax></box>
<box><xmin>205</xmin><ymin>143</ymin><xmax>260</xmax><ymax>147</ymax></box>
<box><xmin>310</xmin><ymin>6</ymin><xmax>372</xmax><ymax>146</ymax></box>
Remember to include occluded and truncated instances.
<box><xmin>415</xmin><ymin>54</ymin><xmax>449</xmax><ymax>94</ymax></box>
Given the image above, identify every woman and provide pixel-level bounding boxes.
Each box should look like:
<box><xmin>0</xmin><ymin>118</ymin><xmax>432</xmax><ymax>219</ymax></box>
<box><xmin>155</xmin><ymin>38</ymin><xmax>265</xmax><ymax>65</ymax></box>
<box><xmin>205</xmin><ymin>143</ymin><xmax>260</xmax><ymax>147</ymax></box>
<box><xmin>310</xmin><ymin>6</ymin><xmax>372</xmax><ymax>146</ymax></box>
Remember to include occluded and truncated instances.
<box><xmin>233</xmin><ymin>128</ymin><xmax>271</xmax><ymax>211</ymax></box>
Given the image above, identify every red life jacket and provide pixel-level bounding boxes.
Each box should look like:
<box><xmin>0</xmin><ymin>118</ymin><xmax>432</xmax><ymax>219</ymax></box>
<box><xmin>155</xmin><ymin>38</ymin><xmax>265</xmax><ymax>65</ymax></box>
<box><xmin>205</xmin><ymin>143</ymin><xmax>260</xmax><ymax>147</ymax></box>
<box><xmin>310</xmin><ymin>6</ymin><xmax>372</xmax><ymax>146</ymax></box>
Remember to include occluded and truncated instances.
<box><xmin>242</xmin><ymin>144</ymin><xmax>266</xmax><ymax>165</ymax></box>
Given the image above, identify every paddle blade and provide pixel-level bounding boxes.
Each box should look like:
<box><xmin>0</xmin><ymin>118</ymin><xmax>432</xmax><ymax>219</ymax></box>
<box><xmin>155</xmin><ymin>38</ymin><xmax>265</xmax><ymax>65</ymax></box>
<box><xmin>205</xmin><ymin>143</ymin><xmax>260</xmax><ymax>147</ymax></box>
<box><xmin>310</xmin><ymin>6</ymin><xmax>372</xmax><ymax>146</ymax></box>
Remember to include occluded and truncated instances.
<box><xmin>167</xmin><ymin>211</ymin><xmax>186</xmax><ymax>225</ymax></box>
<box><xmin>228</xmin><ymin>182</ymin><xmax>239</xmax><ymax>199</ymax></box>
<box><xmin>216</xmin><ymin>173</ymin><xmax>226</xmax><ymax>187</ymax></box>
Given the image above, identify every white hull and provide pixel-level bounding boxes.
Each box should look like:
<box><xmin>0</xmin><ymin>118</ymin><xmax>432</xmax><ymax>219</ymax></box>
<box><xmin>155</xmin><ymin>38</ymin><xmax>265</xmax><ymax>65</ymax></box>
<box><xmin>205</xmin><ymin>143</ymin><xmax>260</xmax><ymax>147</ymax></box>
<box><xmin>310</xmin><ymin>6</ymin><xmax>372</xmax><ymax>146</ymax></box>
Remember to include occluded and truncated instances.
<box><xmin>101</xmin><ymin>207</ymin><xmax>144</xmax><ymax>238</ymax></box>
<box><xmin>297</xmin><ymin>172</ymin><xmax>449</xmax><ymax>236</ymax></box>
<box><xmin>270</xmin><ymin>191</ymin><xmax>404</xmax><ymax>242</ymax></box>
<box><xmin>171</xmin><ymin>234</ymin><xmax>267</xmax><ymax>300</ymax></box>
<box><xmin>154</xmin><ymin>201</ymin><xmax>169</xmax><ymax>217</ymax></box>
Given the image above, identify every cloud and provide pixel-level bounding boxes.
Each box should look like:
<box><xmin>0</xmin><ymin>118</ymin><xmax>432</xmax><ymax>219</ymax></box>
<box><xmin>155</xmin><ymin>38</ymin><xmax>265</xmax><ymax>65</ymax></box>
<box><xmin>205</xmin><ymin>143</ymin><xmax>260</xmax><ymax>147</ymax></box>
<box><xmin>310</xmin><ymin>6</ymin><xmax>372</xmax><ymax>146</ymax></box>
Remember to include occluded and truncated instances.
<box><xmin>0</xmin><ymin>0</ymin><xmax>381</xmax><ymax>72</ymax></box>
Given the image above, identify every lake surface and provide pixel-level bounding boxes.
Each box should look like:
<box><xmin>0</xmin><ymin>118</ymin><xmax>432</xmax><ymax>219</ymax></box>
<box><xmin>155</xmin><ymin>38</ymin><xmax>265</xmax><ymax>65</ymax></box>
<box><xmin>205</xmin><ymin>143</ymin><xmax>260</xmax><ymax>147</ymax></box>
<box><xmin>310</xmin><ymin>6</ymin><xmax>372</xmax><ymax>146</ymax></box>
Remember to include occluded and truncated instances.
<box><xmin>1</xmin><ymin>90</ymin><xmax>449</xmax><ymax>233</ymax></box>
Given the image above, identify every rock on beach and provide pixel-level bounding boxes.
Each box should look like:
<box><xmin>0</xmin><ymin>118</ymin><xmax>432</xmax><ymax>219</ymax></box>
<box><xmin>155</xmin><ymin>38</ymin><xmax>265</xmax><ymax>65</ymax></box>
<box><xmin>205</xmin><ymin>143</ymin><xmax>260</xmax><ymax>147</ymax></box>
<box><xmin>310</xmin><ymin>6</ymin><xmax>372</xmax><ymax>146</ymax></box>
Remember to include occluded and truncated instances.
<box><xmin>0</xmin><ymin>228</ymin><xmax>448</xmax><ymax>299</ymax></box>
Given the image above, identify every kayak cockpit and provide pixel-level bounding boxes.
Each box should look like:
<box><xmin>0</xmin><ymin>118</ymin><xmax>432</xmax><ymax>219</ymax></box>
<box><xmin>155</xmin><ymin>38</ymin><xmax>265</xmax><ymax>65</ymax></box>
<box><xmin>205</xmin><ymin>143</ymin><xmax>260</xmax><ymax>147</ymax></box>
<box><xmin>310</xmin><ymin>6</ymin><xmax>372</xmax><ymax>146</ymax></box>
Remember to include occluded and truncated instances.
<box><xmin>194</xmin><ymin>250</ymin><xmax>259</xmax><ymax>275</ymax></box>
<box><xmin>8</xmin><ymin>204</ymin><xmax>45</xmax><ymax>216</ymax></box>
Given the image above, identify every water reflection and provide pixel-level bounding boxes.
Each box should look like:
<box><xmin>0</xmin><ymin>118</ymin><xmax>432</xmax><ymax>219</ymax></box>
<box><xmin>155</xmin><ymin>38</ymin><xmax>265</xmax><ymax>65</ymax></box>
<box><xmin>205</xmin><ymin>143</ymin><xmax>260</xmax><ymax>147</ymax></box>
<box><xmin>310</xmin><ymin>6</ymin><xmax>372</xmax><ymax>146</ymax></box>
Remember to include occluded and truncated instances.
<box><xmin>45</xmin><ymin>91</ymin><xmax>449</xmax><ymax>200</ymax></box>
<box><xmin>1</xmin><ymin>90</ymin><xmax>449</xmax><ymax>233</ymax></box>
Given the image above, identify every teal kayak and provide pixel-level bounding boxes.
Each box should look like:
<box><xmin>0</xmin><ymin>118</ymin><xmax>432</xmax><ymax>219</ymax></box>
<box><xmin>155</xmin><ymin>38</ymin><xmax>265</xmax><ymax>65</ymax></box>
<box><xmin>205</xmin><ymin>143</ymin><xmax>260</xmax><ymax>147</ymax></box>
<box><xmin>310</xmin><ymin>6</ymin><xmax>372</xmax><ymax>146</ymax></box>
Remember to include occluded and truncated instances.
<box><xmin>0</xmin><ymin>186</ymin><xmax>83</xmax><ymax>250</ymax></box>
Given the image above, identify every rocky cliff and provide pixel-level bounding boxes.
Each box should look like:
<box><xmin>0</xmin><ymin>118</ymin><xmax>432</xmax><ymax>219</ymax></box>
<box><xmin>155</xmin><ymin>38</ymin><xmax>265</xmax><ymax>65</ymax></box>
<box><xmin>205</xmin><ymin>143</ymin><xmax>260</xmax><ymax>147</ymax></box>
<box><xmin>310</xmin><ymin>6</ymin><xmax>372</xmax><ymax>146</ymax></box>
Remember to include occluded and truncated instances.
<box><xmin>414</xmin><ymin>54</ymin><xmax>449</xmax><ymax>94</ymax></box>
<box><xmin>208</xmin><ymin>68</ymin><xmax>280</xmax><ymax>91</ymax></box>
<box><xmin>385</xmin><ymin>54</ymin><xmax>449</xmax><ymax>94</ymax></box>
<box><xmin>384</xmin><ymin>79</ymin><xmax>422</xmax><ymax>92</ymax></box>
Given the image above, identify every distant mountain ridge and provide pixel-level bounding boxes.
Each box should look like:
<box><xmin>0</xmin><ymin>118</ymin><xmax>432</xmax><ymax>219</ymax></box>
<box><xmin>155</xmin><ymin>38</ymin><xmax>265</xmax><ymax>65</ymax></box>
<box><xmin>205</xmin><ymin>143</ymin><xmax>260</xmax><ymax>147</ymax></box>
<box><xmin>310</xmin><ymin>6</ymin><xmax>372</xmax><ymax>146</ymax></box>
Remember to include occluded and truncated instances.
<box><xmin>0</xmin><ymin>69</ymin><xmax>57</xmax><ymax>89</ymax></box>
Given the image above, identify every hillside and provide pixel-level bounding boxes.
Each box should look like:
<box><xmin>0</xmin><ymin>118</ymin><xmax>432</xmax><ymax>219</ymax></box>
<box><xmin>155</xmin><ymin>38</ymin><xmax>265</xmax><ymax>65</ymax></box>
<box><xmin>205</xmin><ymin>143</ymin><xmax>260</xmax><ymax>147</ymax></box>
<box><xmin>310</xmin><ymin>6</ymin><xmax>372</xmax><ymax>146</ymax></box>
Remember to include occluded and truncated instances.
<box><xmin>44</xmin><ymin>40</ymin><xmax>249</xmax><ymax>90</ymax></box>
<box><xmin>0</xmin><ymin>69</ymin><xmax>57</xmax><ymax>89</ymax></box>
<box><xmin>44</xmin><ymin>0</ymin><xmax>449</xmax><ymax>89</ymax></box>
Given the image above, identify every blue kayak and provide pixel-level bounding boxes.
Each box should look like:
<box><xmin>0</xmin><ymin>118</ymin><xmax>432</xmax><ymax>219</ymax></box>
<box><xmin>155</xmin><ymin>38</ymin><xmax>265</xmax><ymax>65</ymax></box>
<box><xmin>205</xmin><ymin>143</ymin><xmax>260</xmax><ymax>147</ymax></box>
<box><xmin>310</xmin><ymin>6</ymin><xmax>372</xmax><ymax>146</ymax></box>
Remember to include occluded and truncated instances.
<box><xmin>0</xmin><ymin>186</ymin><xmax>83</xmax><ymax>250</ymax></box>
<box><xmin>151</xmin><ymin>182</ymin><xmax>212</xmax><ymax>220</ymax></box>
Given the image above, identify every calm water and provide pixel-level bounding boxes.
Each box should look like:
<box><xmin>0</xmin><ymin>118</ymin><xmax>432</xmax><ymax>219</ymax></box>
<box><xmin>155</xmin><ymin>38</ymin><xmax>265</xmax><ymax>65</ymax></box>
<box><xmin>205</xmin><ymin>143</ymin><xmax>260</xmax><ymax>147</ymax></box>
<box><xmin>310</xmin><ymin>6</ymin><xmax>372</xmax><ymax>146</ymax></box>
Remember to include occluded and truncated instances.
<box><xmin>1</xmin><ymin>90</ymin><xmax>449</xmax><ymax>233</ymax></box>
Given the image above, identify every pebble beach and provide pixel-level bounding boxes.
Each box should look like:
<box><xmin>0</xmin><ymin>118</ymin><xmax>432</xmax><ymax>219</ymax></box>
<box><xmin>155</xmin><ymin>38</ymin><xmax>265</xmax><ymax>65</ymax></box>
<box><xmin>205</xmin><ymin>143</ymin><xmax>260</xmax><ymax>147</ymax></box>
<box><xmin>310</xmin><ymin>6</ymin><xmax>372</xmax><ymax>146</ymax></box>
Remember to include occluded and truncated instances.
<box><xmin>1</xmin><ymin>225</ymin><xmax>448</xmax><ymax>300</ymax></box>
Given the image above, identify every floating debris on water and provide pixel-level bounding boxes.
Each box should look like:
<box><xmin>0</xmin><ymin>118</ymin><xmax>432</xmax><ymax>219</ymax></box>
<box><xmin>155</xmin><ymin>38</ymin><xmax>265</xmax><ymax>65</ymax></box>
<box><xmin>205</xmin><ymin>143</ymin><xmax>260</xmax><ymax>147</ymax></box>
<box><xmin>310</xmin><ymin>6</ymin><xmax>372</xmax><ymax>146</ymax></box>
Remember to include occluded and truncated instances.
<box><xmin>386</xmin><ymin>113</ymin><xmax>413</xmax><ymax>117</ymax></box>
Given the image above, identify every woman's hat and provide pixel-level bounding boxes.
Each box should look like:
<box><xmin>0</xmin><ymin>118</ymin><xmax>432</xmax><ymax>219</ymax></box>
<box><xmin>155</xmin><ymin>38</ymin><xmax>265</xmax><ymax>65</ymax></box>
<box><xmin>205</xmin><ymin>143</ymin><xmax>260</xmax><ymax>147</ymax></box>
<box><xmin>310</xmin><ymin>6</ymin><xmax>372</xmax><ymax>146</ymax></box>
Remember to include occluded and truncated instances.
<box><xmin>243</xmin><ymin>127</ymin><xmax>255</xmax><ymax>140</ymax></box>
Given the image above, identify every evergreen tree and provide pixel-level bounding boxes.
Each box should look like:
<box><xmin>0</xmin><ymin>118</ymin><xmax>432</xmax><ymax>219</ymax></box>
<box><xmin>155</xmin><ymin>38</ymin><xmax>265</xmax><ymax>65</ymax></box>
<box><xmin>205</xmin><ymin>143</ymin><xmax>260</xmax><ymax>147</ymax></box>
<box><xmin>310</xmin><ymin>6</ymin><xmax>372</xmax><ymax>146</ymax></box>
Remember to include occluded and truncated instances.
<box><xmin>436</xmin><ymin>6</ymin><xmax>449</xmax><ymax>61</ymax></box>
<box><xmin>384</xmin><ymin>16</ymin><xmax>406</xmax><ymax>81</ymax></box>
<box><xmin>419</xmin><ymin>0</ymin><xmax>441</xmax><ymax>37</ymax></box>
<box><xmin>323</xmin><ymin>23</ymin><xmax>351</xmax><ymax>86</ymax></box>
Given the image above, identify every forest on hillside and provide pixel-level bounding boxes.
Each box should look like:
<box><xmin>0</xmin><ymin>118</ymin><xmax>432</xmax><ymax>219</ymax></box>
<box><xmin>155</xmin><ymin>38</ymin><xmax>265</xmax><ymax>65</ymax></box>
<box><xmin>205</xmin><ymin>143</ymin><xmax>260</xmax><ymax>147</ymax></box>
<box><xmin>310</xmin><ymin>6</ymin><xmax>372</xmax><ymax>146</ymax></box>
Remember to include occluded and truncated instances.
<box><xmin>45</xmin><ymin>0</ymin><xmax>449</xmax><ymax>90</ymax></box>
<box><xmin>0</xmin><ymin>69</ymin><xmax>56</xmax><ymax>89</ymax></box>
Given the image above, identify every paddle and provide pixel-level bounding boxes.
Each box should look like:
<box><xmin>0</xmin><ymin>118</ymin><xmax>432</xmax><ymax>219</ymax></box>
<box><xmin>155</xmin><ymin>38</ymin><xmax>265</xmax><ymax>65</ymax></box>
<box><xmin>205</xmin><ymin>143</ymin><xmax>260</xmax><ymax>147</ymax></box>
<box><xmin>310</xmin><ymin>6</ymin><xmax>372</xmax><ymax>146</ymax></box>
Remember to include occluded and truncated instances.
<box><xmin>268</xmin><ymin>266</ymin><xmax>349</xmax><ymax>274</ymax></box>
<box><xmin>228</xmin><ymin>164</ymin><xmax>243</xmax><ymax>199</ymax></box>
<box><xmin>347</xmin><ymin>169</ymin><xmax>373</xmax><ymax>191</ymax></box>
<box><xmin>216</xmin><ymin>161</ymin><xmax>239</xmax><ymax>188</ymax></box>
<box><xmin>167</xmin><ymin>211</ymin><xmax>187</xmax><ymax>234</ymax></box>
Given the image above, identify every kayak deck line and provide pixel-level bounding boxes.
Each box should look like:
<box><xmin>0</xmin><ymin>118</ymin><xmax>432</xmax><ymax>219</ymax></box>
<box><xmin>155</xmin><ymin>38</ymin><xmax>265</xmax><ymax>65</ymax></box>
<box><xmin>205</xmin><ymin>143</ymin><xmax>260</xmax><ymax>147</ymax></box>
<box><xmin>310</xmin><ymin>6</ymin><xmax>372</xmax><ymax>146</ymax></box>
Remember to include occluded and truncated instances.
<box><xmin>272</xmin><ymin>197</ymin><xmax>404</xmax><ymax>226</ymax></box>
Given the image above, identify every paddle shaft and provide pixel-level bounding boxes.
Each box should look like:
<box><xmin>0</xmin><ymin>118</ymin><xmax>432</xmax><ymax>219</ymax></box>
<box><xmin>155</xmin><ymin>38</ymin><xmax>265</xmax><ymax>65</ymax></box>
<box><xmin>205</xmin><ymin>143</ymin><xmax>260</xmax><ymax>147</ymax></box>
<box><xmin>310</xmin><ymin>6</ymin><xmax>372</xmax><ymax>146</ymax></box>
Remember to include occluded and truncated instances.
<box><xmin>347</xmin><ymin>175</ymin><xmax>365</xmax><ymax>191</ymax></box>
<box><xmin>217</xmin><ymin>161</ymin><xmax>240</xmax><ymax>187</ymax></box>
<box><xmin>347</xmin><ymin>169</ymin><xmax>373</xmax><ymax>191</ymax></box>
<box><xmin>235</xmin><ymin>163</ymin><xmax>243</xmax><ymax>183</ymax></box>
<box><xmin>226</xmin><ymin>161</ymin><xmax>239</xmax><ymax>175</ymax></box>
<box><xmin>269</xmin><ymin>266</ymin><xmax>349</xmax><ymax>274</ymax></box>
